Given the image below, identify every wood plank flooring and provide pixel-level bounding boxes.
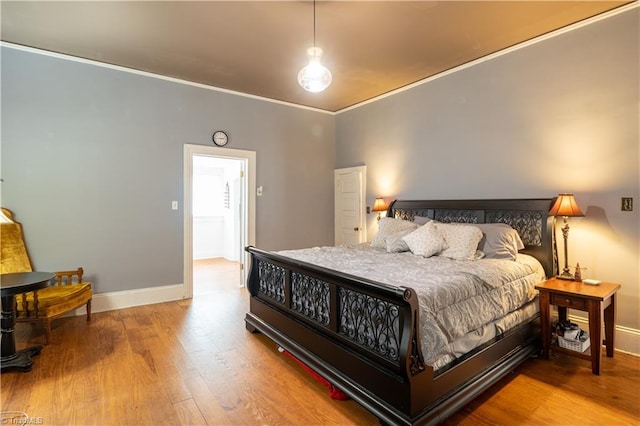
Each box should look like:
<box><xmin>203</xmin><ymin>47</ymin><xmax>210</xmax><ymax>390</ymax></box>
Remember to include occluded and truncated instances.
<box><xmin>2</xmin><ymin>259</ymin><xmax>639</xmax><ymax>425</ymax></box>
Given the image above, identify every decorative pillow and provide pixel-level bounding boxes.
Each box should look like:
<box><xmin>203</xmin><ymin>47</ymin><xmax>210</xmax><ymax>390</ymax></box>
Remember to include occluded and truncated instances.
<box><xmin>434</xmin><ymin>222</ymin><xmax>484</xmax><ymax>261</ymax></box>
<box><xmin>371</xmin><ymin>217</ymin><xmax>418</xmax><ymax>249</ymax></box>
<box><xmin>413</xmin><ymin>216</ymin><xmax>432</xmax><ymax>225</ymax></box>
<box><xmin>475</xmin><ymin>223</ymin><xmax>525</xmax><ymax>260</ymax></box>
<box><xmin>402</xmin><ymin>222</ymin><xmax>448</xmax><ymax>257</ymax></box>
<box><xmin>384</xmin><ymin>229</ymin><xmax>413</xmax><ymax>253</ymax></box>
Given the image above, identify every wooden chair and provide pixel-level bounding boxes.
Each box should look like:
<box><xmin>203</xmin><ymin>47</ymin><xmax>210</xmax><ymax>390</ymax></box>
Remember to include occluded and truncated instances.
<box><xmin>0</xmin><ymin>208</ymin><xmax>92</xmax><ymax>344</ymax></box>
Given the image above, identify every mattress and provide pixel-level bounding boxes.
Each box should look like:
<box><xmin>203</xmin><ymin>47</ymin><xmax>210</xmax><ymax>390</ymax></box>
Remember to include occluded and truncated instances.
<box><xmin>277</xmin><ymin>244</ymin><xmax>546</xmax><ymax>367</ymax></box>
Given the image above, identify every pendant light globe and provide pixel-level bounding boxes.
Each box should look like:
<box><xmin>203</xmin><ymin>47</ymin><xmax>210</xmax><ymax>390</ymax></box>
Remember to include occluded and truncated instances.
<box><xmin>298</xmin><ymin>47</ymin><xmax>332</xmax><ymax>93</ymax></box>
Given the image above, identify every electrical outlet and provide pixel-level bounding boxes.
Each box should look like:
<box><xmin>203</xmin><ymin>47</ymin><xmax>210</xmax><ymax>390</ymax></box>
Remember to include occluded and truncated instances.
<box><xmin>621</xmin><ymin>197</ymin><xmax>633</xmax><ymax>211</ymax></box>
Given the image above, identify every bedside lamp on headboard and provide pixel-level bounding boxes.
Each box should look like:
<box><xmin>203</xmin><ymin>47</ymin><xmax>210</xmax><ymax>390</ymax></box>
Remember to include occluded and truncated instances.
<box><xmin>549</xmin><ymin>193</ymin><xmax>584</xmax><ymax>280</ymax></box>
<box><xmin>372</xmin><ymin>197</ymin><xmax>388</xmax><ymax>221</ymax></box>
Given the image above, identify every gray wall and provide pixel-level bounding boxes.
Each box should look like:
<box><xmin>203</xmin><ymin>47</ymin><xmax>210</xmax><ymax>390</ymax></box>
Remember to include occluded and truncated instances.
<box><xmin>335</xmin><ymin>10</ymin><xmax>639</xmax><ymax>331</ymax></box>
<box><xmin>1</xmin><ymin>48</ymin><xmax>335</xmax><ymax>293</ymax></box>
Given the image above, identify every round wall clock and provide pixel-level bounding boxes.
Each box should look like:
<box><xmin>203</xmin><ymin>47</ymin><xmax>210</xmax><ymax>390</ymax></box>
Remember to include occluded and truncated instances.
<box><xmin>212</xmin><ymin>130</ymin><xmax>229</xmax><ymax>147</ymax></box>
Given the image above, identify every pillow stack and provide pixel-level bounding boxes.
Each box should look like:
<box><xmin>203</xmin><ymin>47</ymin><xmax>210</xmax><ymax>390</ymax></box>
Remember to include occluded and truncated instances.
<box><xmin>371</xmin><ymin>218</ymin><xmax>524</xmax><ymax>261</ymax></box>
<box><xmin>371</xmin><ymin>217</ymin><xmax>418</xmax><ymax>252</ymax></box>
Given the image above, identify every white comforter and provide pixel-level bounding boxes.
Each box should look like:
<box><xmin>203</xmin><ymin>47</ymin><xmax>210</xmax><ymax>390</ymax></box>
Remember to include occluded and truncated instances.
<box><xmin>277</xmin><ymin>244</ymin><xmax>545</xmax><ymax>366</ymax></box>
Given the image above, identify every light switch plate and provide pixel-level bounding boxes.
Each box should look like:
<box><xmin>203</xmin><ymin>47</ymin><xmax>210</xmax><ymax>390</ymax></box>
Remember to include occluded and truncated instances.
<box><xmin>621</xmin><ymin>197</ymin><xmax>633</xmax><ymax>211</ymax></box>
<box><xmin>172</xmin><ymin>201</ymin><xmax>178</xmax><ymax>210</ymax></box>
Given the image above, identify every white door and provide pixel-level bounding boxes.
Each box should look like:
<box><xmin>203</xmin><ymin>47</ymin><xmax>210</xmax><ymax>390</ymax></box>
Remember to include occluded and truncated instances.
<box><xmin>334</xmin><ymin>166</ymin><xmax>366</xmax><ymax>245</ymax></box>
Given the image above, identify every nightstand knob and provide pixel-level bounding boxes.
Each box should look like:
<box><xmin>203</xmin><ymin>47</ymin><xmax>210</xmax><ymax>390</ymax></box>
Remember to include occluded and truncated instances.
<box><xmin>566</xmin><ymin>298</ymin><xmax>570</xmax><ymax>304</ymax></box>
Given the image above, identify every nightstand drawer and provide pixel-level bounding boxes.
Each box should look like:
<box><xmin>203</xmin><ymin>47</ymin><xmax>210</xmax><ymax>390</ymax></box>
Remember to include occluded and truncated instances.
<box><xmin>550</xmin><ymin>293</ymin><xmax>587</xmax><ymax>310</ymax></box>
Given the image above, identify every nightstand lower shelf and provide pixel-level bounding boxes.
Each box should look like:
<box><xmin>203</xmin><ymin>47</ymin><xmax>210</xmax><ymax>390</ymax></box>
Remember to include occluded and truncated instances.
<box><xmin>551</xmin><ymin>342</ymin><xmax>592</xmax><ymax>361</ymax></box>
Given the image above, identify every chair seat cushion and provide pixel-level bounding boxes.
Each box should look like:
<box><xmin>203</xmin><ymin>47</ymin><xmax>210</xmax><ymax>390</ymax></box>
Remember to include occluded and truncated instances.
<box><xmin>16</xmin><ymin>283</ymin><xmax>92</xmax><ymax>318</ymax></box>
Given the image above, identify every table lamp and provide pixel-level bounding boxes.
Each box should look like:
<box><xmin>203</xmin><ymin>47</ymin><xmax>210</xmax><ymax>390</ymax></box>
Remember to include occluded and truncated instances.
<box><xmin>372</xmin><ymin>197</ymin><xmax>388</xmax><ymax>221</ymax></box>
<box><xmin>549</xmin><ymin>193</ymin><xmax>584</xmax><ymax>280</ymax></box>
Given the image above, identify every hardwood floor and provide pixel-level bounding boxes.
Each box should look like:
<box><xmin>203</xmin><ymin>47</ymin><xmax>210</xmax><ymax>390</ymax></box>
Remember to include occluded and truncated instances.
<box><xmin>2</xmin><ymin>260</ymin><xmax>639</xmax><ymax>425</ymax></box>
<box><xmin>193</xmin><ymin>258</ymin><xmax>242</xmax><ymax>295</ymax></box>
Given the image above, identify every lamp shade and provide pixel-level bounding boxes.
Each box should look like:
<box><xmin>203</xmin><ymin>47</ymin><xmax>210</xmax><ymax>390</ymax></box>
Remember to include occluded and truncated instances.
<box><xmin>372</xmin><ymin>197</ymin><xmax>387</xmax><ymax>212</ymax></box>
<box><xmin>549</xmin><ymin>193</ymin><xmax>584</xmax><ymax>217</ymax></box>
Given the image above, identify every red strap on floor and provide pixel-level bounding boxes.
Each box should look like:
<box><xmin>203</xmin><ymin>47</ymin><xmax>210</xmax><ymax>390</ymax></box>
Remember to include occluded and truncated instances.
<box><xmin>281</xmin><ymin>350</ymin><xmax>350</xmax><ymax>400</ymax></box>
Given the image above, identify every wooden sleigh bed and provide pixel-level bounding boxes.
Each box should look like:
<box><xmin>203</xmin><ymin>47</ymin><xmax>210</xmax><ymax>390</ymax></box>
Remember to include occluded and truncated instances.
<box><xmin>245</xmin><ymin>199</ymin><xmax>556</xmax><ymax>425</ymax></box>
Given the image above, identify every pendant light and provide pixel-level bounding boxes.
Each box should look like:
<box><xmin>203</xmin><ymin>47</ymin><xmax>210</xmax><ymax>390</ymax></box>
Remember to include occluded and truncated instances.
<box><xmin>298</xmin><ymin>0</ymin><xmax>332</xmax><ymax>92</ymax></box>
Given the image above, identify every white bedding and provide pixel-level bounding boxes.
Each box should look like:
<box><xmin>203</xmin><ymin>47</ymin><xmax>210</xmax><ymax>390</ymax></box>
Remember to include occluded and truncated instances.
<box><xmin>277</xmin><ymin>244</ymin><xmax>546</xmax><ymax>367</ymax></box>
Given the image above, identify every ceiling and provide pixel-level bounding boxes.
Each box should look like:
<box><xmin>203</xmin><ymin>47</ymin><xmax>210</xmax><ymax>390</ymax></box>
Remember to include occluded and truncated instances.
<box><xmin>1</xmin><ymin>1</ymin><xmax>632</xmax><ymax>112</ymax></box>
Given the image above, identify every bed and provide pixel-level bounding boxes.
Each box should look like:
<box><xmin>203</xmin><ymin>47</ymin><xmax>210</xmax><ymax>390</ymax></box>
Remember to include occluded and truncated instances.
<box><xmin>244</xmin><ymin>198</ymin><xmax>556</xmax><ymax>425</ymax></box>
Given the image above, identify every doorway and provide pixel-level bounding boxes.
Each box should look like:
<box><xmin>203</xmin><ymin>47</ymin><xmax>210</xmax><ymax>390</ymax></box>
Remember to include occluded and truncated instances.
<box><xmin>183</xmin><ymin>144</ymin><xmax>256</xmax><ymax>299</ymax></box>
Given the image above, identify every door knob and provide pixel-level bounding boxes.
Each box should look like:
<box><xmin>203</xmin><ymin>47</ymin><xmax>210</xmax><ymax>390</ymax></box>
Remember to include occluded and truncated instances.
<box><xmin>353</xmin><ymin>227</ymin><xmax>360</xmax><ymax>231</ymax></box>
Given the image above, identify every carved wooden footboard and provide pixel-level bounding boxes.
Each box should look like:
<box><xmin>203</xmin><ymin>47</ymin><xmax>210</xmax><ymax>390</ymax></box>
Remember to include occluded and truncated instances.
<box><xmin>245</xmin><ymin>198</ymin><xmax>555</xmax><ymax>425</ymax></box>
<box><xmin>245</xmin><ymin>247</ymin><xmax>428</xmax><ymax>418</ymax></box>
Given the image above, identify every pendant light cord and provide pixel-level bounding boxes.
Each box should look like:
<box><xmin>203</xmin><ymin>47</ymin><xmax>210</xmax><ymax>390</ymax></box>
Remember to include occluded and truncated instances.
<box><xmin>313</xmin><ymin>0</ymin><xmax>317</xmax><ymax>48</ymax></box>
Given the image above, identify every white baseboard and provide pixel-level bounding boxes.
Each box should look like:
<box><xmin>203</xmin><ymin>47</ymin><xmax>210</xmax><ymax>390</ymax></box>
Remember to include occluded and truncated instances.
<box><xmin>72</xmin><ymin>283</ymin><xmax>185</xmax><ymax>315</ymax></box>
<box><xmin>568</xmin><ymin>314</ymin><xmax>640</xmax><ymax>356</ymax></box>
<box><xmin>69</xmin><ymin>285</ymin><xmax>639</xmax><ymax>357</ymax></box>
<box><xmin>193</xmin><ymin>251</ymin><xmax>224</xmax><ymax>260</ymax></box>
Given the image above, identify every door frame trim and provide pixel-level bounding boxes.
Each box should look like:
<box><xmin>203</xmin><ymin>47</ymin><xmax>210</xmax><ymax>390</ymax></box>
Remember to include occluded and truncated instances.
<box><xmin>183</xmin><ymin>144</ymin><xmax>256</xmax><ymax>298</ymax></box>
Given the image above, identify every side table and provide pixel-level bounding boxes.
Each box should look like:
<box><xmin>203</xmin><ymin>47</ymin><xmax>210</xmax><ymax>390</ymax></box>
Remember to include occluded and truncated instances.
<box><xmin>1</xmin><ymin>272</ymin><xmax>54</xmax><ymax>372</ymax></box>
<box><xmin>535</xmin><ymin>278</ymin><xmax>621</xmax><ymax>375</ymax></box>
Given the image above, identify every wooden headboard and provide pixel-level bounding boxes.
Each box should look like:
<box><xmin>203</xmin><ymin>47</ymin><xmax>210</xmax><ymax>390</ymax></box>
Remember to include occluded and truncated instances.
<box><xmin>387</xmin><ymin>198</ymin><xmax>557</xmax><ymax>278</ymax></box>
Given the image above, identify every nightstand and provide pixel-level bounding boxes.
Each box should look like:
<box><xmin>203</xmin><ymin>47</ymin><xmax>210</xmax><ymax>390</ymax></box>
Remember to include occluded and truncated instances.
<box><xmin>535</xmin><ymin>278</ymin><xmax>621</xmax><ymax>375</ymax></box>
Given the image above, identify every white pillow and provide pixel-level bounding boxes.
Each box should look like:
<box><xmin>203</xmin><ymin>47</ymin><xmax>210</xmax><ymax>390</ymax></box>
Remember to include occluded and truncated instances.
<box><xmin>435</xmin><ymin>223</ymin><xmax>484</xmax><ymax>260</ymax></box>
<box><xmin>371</xmin><ymin>218</ymin><xmax>418</xmax><ymax>248</ymax></box>
<box><xmin>476</xmin><ymin>223</ymin><xmax>525</xmax><ymax>260</ymax></box>
<box><xmin>384</xmin><ymin>229</ymin><xmax>413</xmax><ymax>253</ymax></box>
<box><xmin>402</xmin><ymin>222</ymin><xmax>448</xmax><ymax>257</ymax></box>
